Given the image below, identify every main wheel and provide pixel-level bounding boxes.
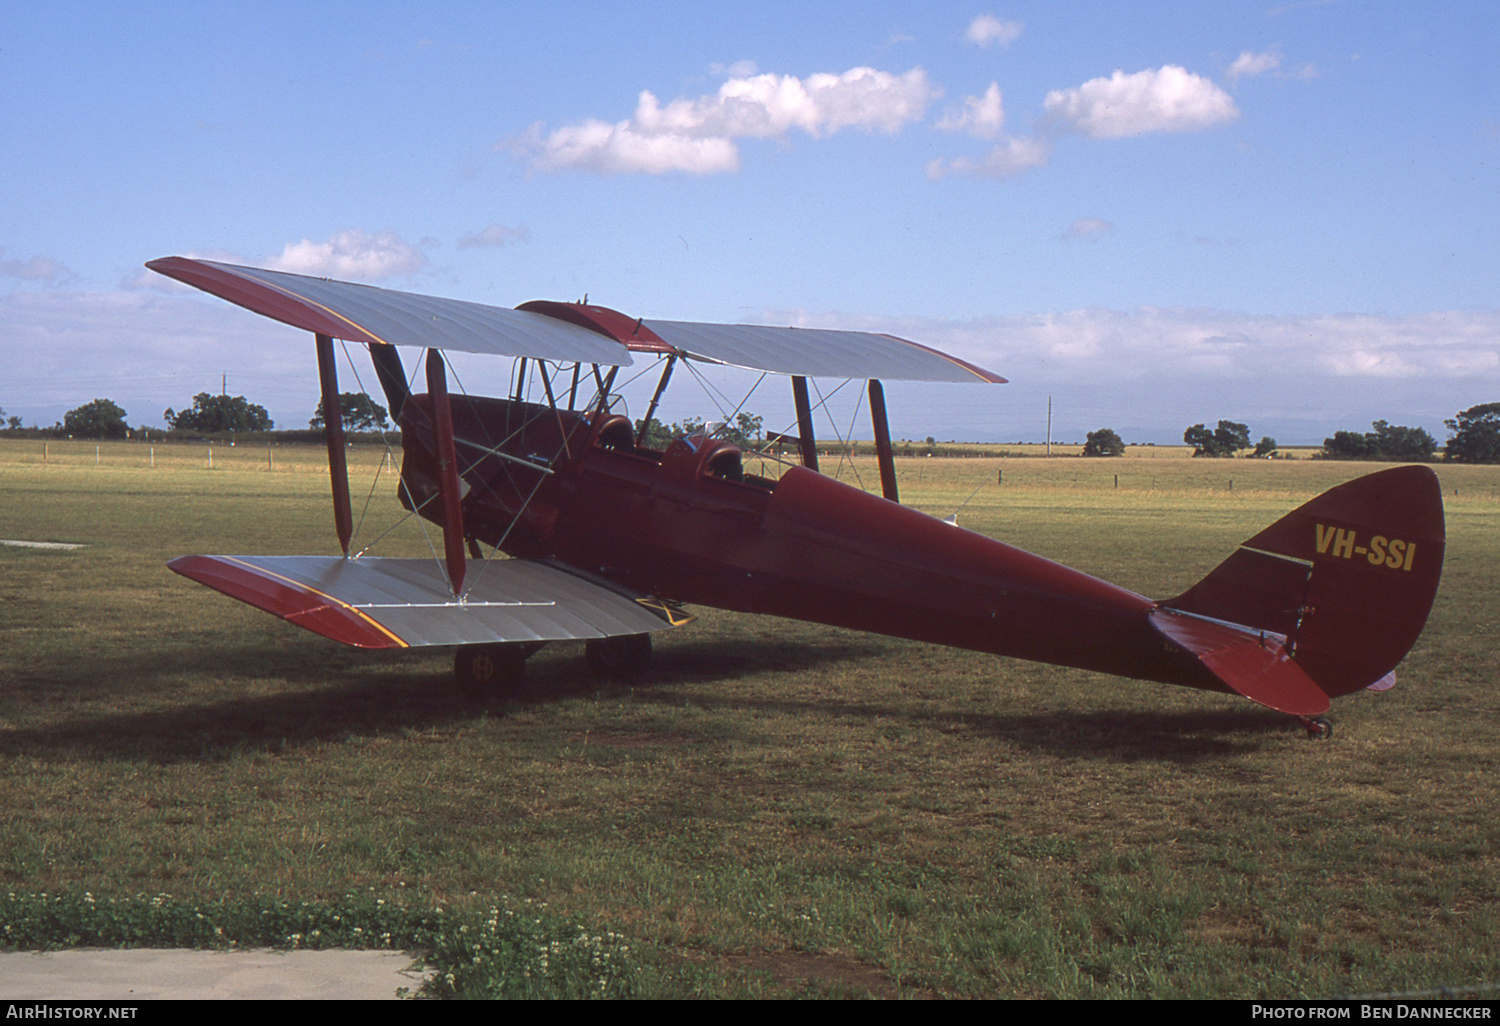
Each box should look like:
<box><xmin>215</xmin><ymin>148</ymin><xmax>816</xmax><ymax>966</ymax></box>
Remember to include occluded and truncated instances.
<box><xmin>1304</xmin><ymin>716</ymin><xmax>1333</xmax><ymax>740</ymax></box>
<box><xmin>454</xmin><ymin>644</ymin><xmax>528</xmax><ymax>699</ymax></box>
<box><xmin>584</xmin><ymin>633</ymin><xmax>652</xmax><ymax>679</ymax></box>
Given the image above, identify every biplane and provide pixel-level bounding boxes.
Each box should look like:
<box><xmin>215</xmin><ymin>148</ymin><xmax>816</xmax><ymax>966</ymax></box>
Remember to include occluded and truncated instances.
<box><xmin>147</xmin><ymin>256</ymin><xmax>1445</xmax><ymax>738</ymax></box>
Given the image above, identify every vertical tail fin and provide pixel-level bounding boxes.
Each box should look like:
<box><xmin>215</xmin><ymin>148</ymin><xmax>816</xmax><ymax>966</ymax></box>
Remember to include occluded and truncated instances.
<box><xmin>1166</xmin><ymin>466</ymin><xmax>1445</xmax><ymax>699</ymax></box>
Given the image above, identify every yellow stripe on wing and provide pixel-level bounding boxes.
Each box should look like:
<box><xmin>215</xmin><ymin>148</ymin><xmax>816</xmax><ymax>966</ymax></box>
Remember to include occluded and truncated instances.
<box><xmin>230</xmin><ymin>268</ymin><xmax>394</xmax><ymax>347</ymax></box>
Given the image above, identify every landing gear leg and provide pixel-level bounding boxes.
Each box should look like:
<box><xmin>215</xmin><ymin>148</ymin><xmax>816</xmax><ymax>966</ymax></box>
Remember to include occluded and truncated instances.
<box><xmin>1298</xmin><ymin>715</ymin><xmax>1333</xmax><ymax>740</ymax></box>
<box><xmin>584</xmin><ymin>633</ymin><xmax>653</xmax><ymax>679</ymax></box>
<box><xmin>454</xmin><ymin>643</ymin><xmax>533</xmax><ymax>699</ymax></box>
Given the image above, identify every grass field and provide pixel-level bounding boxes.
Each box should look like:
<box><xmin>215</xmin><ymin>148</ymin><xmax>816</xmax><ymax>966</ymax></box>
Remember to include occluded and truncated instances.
<box><xmin>1</xmin><ymin>436</ymin><xmax>1498</xmax><ymax>998</ymax></box>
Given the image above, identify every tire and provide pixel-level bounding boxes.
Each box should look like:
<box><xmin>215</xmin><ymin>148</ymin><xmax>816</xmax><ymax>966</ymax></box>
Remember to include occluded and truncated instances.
<box><xmin>584</xmin><ymin>633</ymin><xmax>652</xmax><ymax>679</ymax></box>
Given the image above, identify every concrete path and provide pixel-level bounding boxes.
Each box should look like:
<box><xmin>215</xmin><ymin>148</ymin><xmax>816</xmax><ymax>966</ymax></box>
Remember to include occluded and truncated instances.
<box><xmin>0</xmin><ymin>948</ymin><xmax>433</xmax><ymax>1000</ymax></box>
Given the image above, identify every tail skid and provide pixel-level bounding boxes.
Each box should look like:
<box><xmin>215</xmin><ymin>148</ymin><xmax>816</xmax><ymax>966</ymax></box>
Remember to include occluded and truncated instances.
<box><xmin>1158</xmin><ymin>466</ymin><xmax>1445</xmax><ymax>712</ymax></box>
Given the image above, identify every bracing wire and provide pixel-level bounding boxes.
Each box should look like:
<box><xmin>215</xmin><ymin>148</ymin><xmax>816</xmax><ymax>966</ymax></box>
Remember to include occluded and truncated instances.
<box><xmin>752</xmin><ymin>377</ymin><xmax>855</xmax><ymax>480</ymax></box>
<box><xmin>839</xmin><ymin>384</ymin><xmax>869</xmax><ymax>492</ymax></box>
<box><xmin>679</xmin><ymin>362</ymin><xmax>768</xmax><ymax>439</ymax></box>
<box><xmin>809</xmin><ymin>378</ymin><xmax>865</xmax><ymax>491</ymax></box>
<box><xmin>336</xmin><ymin>341</ymin><xmax>442</xmax><ymax>567</ymax></box>
<box><xmin>335</xmin><ymin>340</ymin><xmax>399</xmax><ymax>551</ymax></box>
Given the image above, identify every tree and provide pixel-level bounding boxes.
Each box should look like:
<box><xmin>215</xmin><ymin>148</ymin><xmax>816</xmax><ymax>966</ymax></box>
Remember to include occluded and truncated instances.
<box><xmin>634</xmin><ymin>417</ymin><xmax>673</xmax><ymax>450</ymax></box>
<box><xmin>1369</xmin><ymin>420</ymin><xmax>1436</xmax><ymax>462</ymax></box>
<box><xmin>165</xmin><ymin>393</ymin><xmax>273</xmax><ymax>433</ymax></box>
<box><xmin>633</xmin><ymin>414</ymin><xmax>764</xmax><ymax>451</ymax></box>
<box><xmin>1322</xmin><ymin>420</ymin><xmax>1435</xmax><ymax>462</ymax></box>
<box><xmin>1184</xmin><ymin>420</ymin><xmax>1250</xmax><ymax>457</ymax></box>
<box><xmin>310</xmin><ymin>392</ymin><xmax>389</xmax><ymax>431</ymax></box>
<box><xmin>63</xmin><ymin>398</ymin><xmax>129</xmax><ymax>439</ymax></box>
<box><xmin>1253</xmin><ymin>436</ymin><xmax>1279</xmax><ymax>458</ymax></box>
<box><xmin>722</xmin><ymin>412</ymin><xmax>763</xmax><ymax>448</ymax></box>
<box><xmin>1322</xmin><ymin>429</ymin><xmax>1377</xmax><ymax>460</ymax></box>
<box><xmin>1444</xmin><ymin>402</ymin><xmax>1500</xmax><ymax>464</ymax></box>
<box><xmin>1082</xmin><ymin>427</ymin><xmax>1125</xmax><ymax>457</ymax></box>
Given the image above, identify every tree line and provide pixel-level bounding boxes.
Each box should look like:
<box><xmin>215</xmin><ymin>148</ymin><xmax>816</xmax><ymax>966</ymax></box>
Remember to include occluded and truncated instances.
<box><xmin>1080</xmin><ymin>401</ymin><xmax>1500</xmax><ymax>463</ymax></box>
<box><xmin>635</xmin><ymin>412</ymin><xmax>763</xmax><ymax>449</ymax></box>
<box><xmin>0</xmin><ymin>393</ymin><xmax>390</xmax><ymax>440</ymax></box>
<box><xmin>9</xmin><ymin>393</ymin><xmax>1500</xmax><ymax>465</ymax></box>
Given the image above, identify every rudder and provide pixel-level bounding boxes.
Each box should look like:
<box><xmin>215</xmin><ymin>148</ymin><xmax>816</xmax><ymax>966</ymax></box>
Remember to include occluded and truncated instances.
<box><xmin>1166</xmin><ymin>466</ymin><xmax>1445</xmax><ymax>699</ymax></box>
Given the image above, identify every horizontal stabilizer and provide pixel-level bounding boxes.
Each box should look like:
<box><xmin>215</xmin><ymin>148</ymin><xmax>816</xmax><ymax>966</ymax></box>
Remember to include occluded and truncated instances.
<box><xmin>1150</xmin><ymin>609</ymin><xmax>1330</xmax><ymax>716</ymax></box>
<box><xmin>169</xmin><ymin>555</ymin><xmax>692</xmax><ymax>650</ymax></box>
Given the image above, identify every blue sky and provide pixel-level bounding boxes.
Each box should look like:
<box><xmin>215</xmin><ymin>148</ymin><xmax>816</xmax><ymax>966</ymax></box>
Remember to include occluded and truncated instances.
<box><xmin>2</xmin><ymin>1</ymin><xmax>1497</xmax><ymax>445</ymax></box>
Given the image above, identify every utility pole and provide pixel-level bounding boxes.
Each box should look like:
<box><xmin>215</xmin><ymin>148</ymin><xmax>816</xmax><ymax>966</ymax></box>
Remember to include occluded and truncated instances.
<box><xmin>1046</xmin><ymin>396</ymin><xmax>1052</xmax><ymax>458</ymax></box>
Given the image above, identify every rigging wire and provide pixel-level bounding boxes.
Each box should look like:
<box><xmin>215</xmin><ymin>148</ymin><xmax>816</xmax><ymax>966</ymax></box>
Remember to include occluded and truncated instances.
<box><xmin>445</xmin><ymin>355</ymin><xmax>562</xmax><ymax>600</ymax></box>
<box><xmin>335</xmin><ymin>341</ymin><xmax>443</xmax><ymax>569</ymax></box>
<box><xmin>808</xmin><ymin>377</ymin><xmax>865</xmax><ymax>491</ymax></box>
<box><xmin>335</xmin><ymin>340</ymin><xmax>398</xmax><ymax>551</ymax></box>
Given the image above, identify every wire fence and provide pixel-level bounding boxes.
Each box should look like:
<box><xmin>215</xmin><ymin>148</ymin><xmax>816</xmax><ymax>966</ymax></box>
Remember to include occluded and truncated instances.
<box><xmin>5</xmin><ymin>437</ymin><xmax>1499</xmax><ymax>503</ymax></box>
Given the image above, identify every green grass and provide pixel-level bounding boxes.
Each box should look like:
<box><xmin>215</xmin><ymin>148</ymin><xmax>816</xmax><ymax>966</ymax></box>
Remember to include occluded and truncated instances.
<box><xmin>1</xmin><ymin>437</ymin><xmax>1498</xmax><ymax>998</ymax></box>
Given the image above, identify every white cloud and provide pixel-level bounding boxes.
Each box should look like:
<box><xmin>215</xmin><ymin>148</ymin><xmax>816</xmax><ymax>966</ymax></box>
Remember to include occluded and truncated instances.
<box><xmin>1044</xmin><ymin>66</ymin><xmax>1238</xmax><ymax>138</ymax></box>
<box><xmin>0</xmin><ymin>251</ymin><xmax>76</xmax><ymax>284</ymax></box>
<box><xmin>781</xmin><ymin>307</ymin><xmax>1500</xmax><ymax>386</ymax></box>
<box><xmin>710</xmin><ymin>59</ymin><xmax>758</xmax><ymax>79</ymax></box>
<box><xmin>965</xmin><ymin>15</ymin><xmax>1023</xmax><ymax>48</ymax></box>
<box><xmin>746</xmin><ymin>306</ymin><xmax>1500</xmax><ymax>442</ymax></box>
<box><xmin>1062</xmin><ymin>218</ymin><xmax>1115</xmax><ymax>241</ymax></box>
<box><xmin>524</xmin><ymin>66</ymin><xmax>939</xmax><ymax>175</ymax></box>
<box><xmin>638</xmin><ymin>66</ymin><xmax>936</xmax><ymax>138</ymax></box>
<box><xmin>927</xmin><ymin>136</ymin><xmax>1051</xmax><ymax>180</ymax></box>
<box><xmin>456</xmin><ymin>224</ymin><xmax>530</xmax><ymax>249</ymax></box>
<box><xmin>936</xmin><ymin>83</ymin><xmax>1005</xmax><ymax>138</ymax></box>
<box><xmin>526</xmin><ymin>119</ymin><xmax>741</xmax><ymax>175</ymax></box>
<box><xmin>265</xmin><ymin>229</ymin><xmax>427</xmax><ymax>280</ymax></box>
<box><xmin>1226</xmin><ymin>50</ymin><xmax>1281</xmax><ymax>82</ymax></box>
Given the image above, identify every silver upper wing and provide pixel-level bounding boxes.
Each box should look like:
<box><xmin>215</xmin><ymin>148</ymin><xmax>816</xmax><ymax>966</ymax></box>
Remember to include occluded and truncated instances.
<box><xmin>643</xmin><ymin>319</ymin><xmax>1005</xmax><ymax>383</ymax></box>
<box><xmin>146</xmin><ymin>257</ymin><xmax>633</xmax><ymax>366</ymax></box>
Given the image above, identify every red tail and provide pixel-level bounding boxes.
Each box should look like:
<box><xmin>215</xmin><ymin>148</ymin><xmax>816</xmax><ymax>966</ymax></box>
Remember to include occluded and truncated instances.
<box><xmin>1166</xmin><ymin>466</ymin><xmax>1445</xmax><ymax>701</ymax></box>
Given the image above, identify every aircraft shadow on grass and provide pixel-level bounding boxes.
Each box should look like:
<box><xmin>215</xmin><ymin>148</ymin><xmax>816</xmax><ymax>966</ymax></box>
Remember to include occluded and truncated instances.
<box><xmin>0</xmin><ymin>634</ymin><xmax>1283</xmax><ymax>765</ymax></box>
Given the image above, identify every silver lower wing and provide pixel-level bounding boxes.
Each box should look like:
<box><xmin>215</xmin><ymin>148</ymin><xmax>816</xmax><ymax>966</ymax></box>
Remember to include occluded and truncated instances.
<box><xmin>168</xmin><ymin>555</ymin><xmax>693</xmax><ymax>649</ymax></box>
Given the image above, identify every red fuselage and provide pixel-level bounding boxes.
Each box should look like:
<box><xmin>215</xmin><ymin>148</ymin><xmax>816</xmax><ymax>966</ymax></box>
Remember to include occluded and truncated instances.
<box><xmin>401</xmin><ymin>396</ymin><xmax>1222</xmax><ymax>694</ymax></box>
